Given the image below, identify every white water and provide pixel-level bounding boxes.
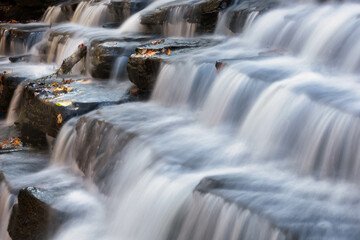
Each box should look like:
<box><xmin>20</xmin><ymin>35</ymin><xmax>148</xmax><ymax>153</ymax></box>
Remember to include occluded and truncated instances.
<box><xmin>246</xmin><ymin>3</ymin><xmax>360</xmax><ymax>73</ymax></box>
<box><xmin>0</xmin><ymin>181</ymin><xmax>12</xmax><ymax>240</ymax></box>
<box><xmin>42</xmin><ymin>5</ymin><xmax>72</xmax><ymax>24</ymax></box>
<box><xmin>5</xmin><ymin>85</ymin><xmax>23</xmax><ymax>126</ymax></box>
<box><xmin>2</xmin><ymin>0</ymin><xmax>360</xmax><ymax>240</ymax></box>
<box><xmin>72</xmin><ymin>0</ymin><xmax>112</xmax><ymax>27</ymax></box>
<box><xmin>163</xmin><ymin>6</ymin><xmax>197</xmax><ymax>37</ymax></box>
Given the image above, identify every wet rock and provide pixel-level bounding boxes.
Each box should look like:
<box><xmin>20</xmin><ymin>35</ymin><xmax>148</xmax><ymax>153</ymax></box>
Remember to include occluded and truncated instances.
<box><xmin>109</xmin><ymin>0</ymin><xmax>150</xmax><ymax>24</ymax></box>
<box><xmin>0</xmin><ymin>23</ymin><xmax>50</xmax><ymax>55</ymax></box>
<box><xmin>0</xmin><ymin>172</ymin><xmax>9</xmax><ymax>187</ymax></box>
<box><xmin>7</xmin><ymin>187</ymin><xmax>65</xmax><ymax>240</ymax></box>
<box><xmin>127</xmin><ymin>38</ymin><xmax>219</xmax><ymax>90</ymax></box>
<box><xmin>0</xmin><ymin>63</ymin><xmax>54</xmax><ymax>116</ymax></box>
<box><xmin>0</xmin><ymin>1</ymin><xmax>67</xmax><ymax>22</ymax></box>
<box><xmin>102</xmin><ymin>22</ymin><xmax>123</xmax><ymax>29</ymax></box>
<box><xmin>141</xmin><ymin>0</ymin><xmax>222</xmax><ymax>35</ymax></box>
<box><xmin>9</xmin><ymin>54</ymin><xmax>33</xmax><ymax>63</ymax></box>
<box><xmin>14</xmin><ymin>0</ymin><xmax>67</xmax><ymax>8</ymax></box>
<box><xmin>19</xmin><ymin>75</ymin><xmax>134</xmax><ymax>138</ymax></box>
<box><xmin>220</xmin><ymin>0</ymin><xmax>279</xmax><ymax>33</ymax></box>
<box><xmin>89</xmin><ymin>36</ymin><xmax>154</xmax><ymax>79</ymax></box>
<box><xmin>0</xmin><ymin>71</ymin><xmax>27</xmax><ymax>116</ymax></box>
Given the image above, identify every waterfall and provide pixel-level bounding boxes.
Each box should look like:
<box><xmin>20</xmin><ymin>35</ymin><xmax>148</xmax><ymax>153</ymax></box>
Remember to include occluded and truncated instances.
<box><xmin>214</xmin><ymin>0</ymin><xmax>260</xmax><ymax>35</ymax></box>
<box><xmin>0</xmin><ymin>181</ymin><xmax>12</xmax><ymax>240</ymax></box>
<box><xmin>173</xmin><ymin>192</ymin><xmax>287</xmax><ymax>240</ymax></box>
<box><xmin>3</xmin><ymin>0</ymin><xmax>360</xmax><ymax>240</ymax></box>
<box><xmin>72</xmin><ymin>0</ymin><xmax>112</xmax><ymax>27</ymax></box>
<box><xmin>162</xmin><ymin>6</ymin><xmax>198</xmax><ymax>37</ymax></box>
<box><xmin>0</xmin><ymin>28</ymin><xmax>9</xmax><ymax>55</ymax></box>
<box><xmin>245</xmin><ymin>3</ymin><xmax>360</xmax><ymax>73</ymax></box>
<box><xmin>5</xmin><ymin>85</ymin><xmax>24</xmax><ymax>126</ymax></box>
<box><xmin>42</xmin><ymin>5</ymin><xmax>73</xmax><ymax>24</ymax></box>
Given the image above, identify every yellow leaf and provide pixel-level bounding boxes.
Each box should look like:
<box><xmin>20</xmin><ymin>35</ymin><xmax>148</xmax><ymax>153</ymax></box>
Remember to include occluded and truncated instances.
<box><xmin>56</xmin><ymin>101</ymin><xmax>73</xmax><ymax>107</ymax></box>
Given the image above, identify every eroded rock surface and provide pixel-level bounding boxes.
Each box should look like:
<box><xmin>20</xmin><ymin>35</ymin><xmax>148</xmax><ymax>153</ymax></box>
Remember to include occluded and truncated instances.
<box><xmin>8</xmin><ymin>187</ymin><xmax>65</xmax><ymax>240</ymax></box>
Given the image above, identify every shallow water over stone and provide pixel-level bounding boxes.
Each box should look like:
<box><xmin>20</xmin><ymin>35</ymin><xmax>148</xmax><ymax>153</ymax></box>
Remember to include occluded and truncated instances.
<box><xmin>1</xmin><ymin>0</ymin><xmax>360</xmax><ymax>240</ymax></box>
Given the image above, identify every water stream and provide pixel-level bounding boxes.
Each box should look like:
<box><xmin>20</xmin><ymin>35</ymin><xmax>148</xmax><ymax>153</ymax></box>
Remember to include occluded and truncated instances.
<box><xmin>1</xmin><ymin>0</ymin><xmax>360</xmax><ymax>239</ymax></box>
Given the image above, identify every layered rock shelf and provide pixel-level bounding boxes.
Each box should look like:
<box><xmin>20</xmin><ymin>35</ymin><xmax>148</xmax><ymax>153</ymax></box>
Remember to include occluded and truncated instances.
<box><xmin>1</xmin><ymin>1</ymin><xmax>360</xmax><ymax>240</ymax></box>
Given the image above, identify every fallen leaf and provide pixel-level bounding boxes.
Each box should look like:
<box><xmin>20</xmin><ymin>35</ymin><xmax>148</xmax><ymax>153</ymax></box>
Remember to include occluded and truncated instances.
<box><xmin>57</xmin><ymin>114</ymin><xmax>63</xmax><ymax>124</ymax></box>
<box><xmin>145</xmin><ymin>50</ymin><xmax>156</xmax><ymax>57</ymax></box>
<box><xmin>56</xmin><ymin>101</ymin><xmax>73</xmax><ymax>107</ymax></box>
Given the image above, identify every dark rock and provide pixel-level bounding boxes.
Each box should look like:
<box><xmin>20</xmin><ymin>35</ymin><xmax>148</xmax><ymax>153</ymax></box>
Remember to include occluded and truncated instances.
<box><xmin>0</xmin><ymin>71</ymin><xmax>26</xmax><ymax>116</ymax></box>
<box><xmin>219</xmin><ymin>0</ymin><xmax>279</xmax><ymax>33</ymax></box>
<box><xmin>89</xmin><ymin>35</ymin><xmax>155</xmax><ymax>79</ymax></box>
<box><xmin>109</xmin><ymin>0</ymin><xmax>150</xmax><ymax>24</ymax></box>
<box><xmin>127</xmin><ymin>56</ymin><xmax>162</xmax><ymax>91</ymax></box>
<box><xmin>90</xmin><ymin>40</ymin><xmax>139</xmax><ymax>79</ymax></box>
<box><xmin>14</xmin><ymin>0</ymin><xmax>67</xmax><ymax>8</ymax></box>
<box><xmin>9</xmin><ymin>54</ymin><xmax>34</xmax><ymax>63</ymax></box>
<box><xmin>140</xmin><ymin>0</ymin><xmax>222</xmax><ymax>35</ymax></box>
<box><xmin>7</xmin><ymin>187</ymin><xmax>65</xmax><ymax>240</ymax></box>
<box><xmin>127</xmin><ymin>38</ymin><xmax>219</xmax><ymax>90</ymax></box>
<box><xmin>0</xmin><ymin>171</ymin><xmax>8</xmax><ymax>186</ymax></box>
<box><xmin>0</xmin><ymin>63</ymin><xmax>54</xmax><ymax>116</ymax></box>
<box><xmin>0</xmin><ymin>0</ymin><xmax>67</xmax><ymax>22</ymax></box>
<box><xmin>102</xmin><ymin>22</ymin><xmax>123</xmax><ymax>29</ymax></box>
<box><xmin>18</xmin><ymin>75</ymin><xmax>134</xmax><ymax>138</ymax></box>
<box><xmin>0</xmin><ymin>23</ymin><xmax>50</xmax><ymax>55</ymax></box>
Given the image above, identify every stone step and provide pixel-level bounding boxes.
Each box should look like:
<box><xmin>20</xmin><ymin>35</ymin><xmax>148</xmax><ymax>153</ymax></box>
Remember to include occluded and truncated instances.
<box><xmin>89</xmin><ymin>35</ymin><xmax>155</xmax><ymax>79</ymax></box>
<box><xmin>193</xmin><ymin>169</ymin><xmax>360</xmax><ymax>240</ymax></box>
<box><xmin>216</xmin><ymin>0</ymin><xmax>278</xmax><ymax>34</ymax></box>
<box><xmin>0</xmin><ymin>62</ymin><xmax>56</xmax><ymax>116</ymax></box>
<box><xmin>127</xmin><ymin>38</ymin><xmax>219</xmax><ymax>90</ymax></box>
<box><xmin>0</xmin><ymin>151</ymin><xmax>94</xmax><ymax>240</ymax></box>
<box><xmin>18</xmin><ymin>74</ymin><xmax>136</xmax><ymax>139</ymax></box>
<box><xmin>141</xmin><ymin>0</ymin><xmax>222</xmax><ymax>35</ymax></box>
<box><xmin>0</xmin><ymin>23</ymin><xmax>49</xmax><ymax>56</ymax></box>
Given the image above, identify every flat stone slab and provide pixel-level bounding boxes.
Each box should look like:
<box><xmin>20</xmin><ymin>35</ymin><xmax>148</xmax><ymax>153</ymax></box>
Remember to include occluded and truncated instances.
<box><xmin>127</xmin><ymin>38</ymin><xmax>219</xmax><ymax>90</ymax></box>
<box><xmin>0</xmin><ymin>62</ymin><xmax>56</xmax><ymax>116</ymax></box>
<box><xmin>19</xmin><ymin>74</ymin><xmax>134</xmax><ymax>138</ymax></box>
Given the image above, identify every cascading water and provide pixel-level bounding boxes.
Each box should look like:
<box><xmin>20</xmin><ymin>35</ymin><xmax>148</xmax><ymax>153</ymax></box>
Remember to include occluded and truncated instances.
<box><xmin>0</xmin><ymin>180</ymin><xmax>12</xmax><ymax>240</ymax></box>
<box><xmin>42</xmin><ymin>5</ymin><xmax>73</xmax><ymax>24</ymax></box>
<box><xmin>72</xmin><ymin>0</ymin><xmax>112</xmax><ymax>27</ymax></box>
<box><xmin>5</xmin><ymin>85</ymin><xmax>23</xmax><ymax>126</ymax></box>
<box><xmin>162</xmin><ymin>5</ymin><xmax>198</xmax><ymax>37</ymax></box>
<box><xmin>245</xmin><ymin>3</ymin><xmax>360</xmax><ymax>73</ymax></box>
<box><xmin>3</xmin><ymin>0</ymin><xmax>360</xmax><ymax>240</ymax></box>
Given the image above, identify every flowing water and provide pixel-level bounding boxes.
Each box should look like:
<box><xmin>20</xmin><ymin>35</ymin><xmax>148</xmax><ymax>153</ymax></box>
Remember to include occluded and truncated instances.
<box><xmin>1</xmin><ymin>0</ymin><xmax>360</xmax><ymax>240</ymax></box>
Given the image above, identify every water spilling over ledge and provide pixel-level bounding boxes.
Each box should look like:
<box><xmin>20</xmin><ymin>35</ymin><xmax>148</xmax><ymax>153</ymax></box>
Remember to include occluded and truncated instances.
<box><xmin>1</xmin><ymin>0</ymin><xmax>360</xmax><ymax>240</ymax></box>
